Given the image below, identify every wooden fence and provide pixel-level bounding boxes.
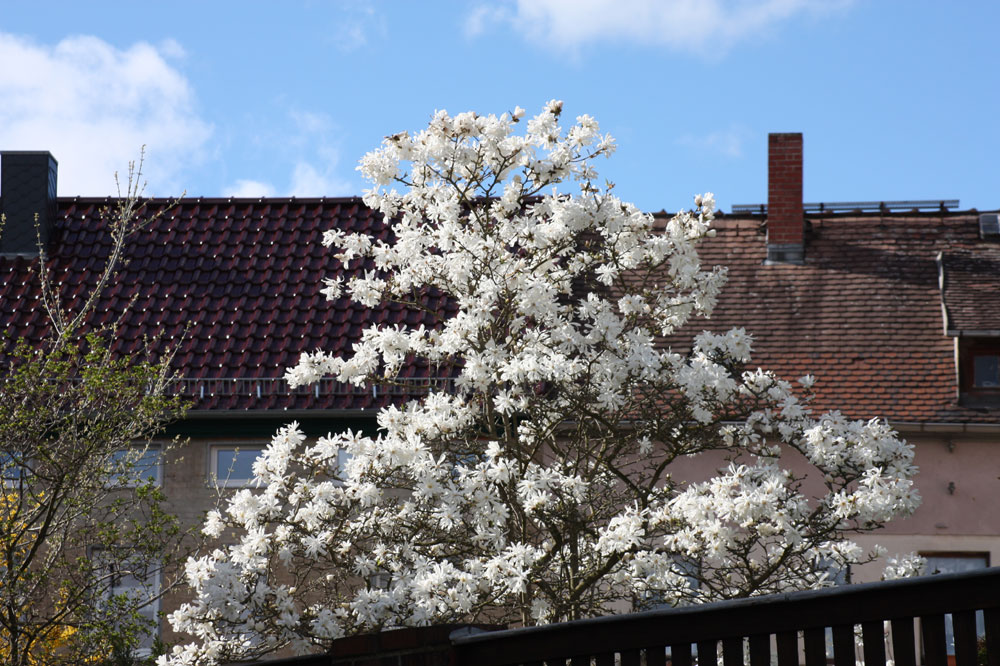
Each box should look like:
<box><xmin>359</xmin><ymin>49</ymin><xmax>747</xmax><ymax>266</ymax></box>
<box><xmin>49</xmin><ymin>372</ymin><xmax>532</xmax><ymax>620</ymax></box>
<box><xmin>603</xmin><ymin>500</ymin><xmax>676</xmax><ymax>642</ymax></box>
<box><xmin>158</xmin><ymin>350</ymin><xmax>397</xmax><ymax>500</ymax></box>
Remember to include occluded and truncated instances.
<box><xmin>451</xmin><ymin>568</ymin><xmax>1000</xmax><ymax>666</ymax></box>
<box><xmin>247</xmin><ymin>568</ymin><xmax>1000</xmax><ymax>666</ymax></box>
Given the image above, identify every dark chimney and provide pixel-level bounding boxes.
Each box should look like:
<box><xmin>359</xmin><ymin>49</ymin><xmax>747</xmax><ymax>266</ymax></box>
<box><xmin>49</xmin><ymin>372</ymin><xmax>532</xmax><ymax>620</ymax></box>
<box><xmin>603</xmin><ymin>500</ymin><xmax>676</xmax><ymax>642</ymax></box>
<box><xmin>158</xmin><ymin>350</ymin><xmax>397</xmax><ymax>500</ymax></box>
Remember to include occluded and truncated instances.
<box><xmin>1</xmin><ymin>151</ymin><xmax>58</xmax><ymax>256</ymax></box>
<box><xmin>766</xmin><ymin>133</ymin><xmax>803</xmax><ymax>264</ymax></box>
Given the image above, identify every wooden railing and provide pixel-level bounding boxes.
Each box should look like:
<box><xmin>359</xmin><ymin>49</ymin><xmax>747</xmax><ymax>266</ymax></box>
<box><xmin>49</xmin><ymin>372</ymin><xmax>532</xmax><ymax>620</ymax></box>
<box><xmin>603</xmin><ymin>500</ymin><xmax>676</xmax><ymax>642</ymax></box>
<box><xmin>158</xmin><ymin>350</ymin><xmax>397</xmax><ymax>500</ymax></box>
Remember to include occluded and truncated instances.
<box><xmin>451</xmin><ymin>569</ymin><xmax>1000</xmax><ymax>666</ymax></box>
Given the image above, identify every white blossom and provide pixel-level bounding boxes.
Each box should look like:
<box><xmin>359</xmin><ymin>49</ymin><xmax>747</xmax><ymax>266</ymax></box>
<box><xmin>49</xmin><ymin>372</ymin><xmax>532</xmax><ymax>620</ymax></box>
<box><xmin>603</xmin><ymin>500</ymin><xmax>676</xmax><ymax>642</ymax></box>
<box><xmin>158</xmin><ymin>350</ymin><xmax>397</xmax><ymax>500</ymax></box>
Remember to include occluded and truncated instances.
<box><xmin>166</xmin><ymin>102</ymin><xmax>919</xmax><ymax>665</ymax></box>
<box><xmin>882</xmin><ymin>553</ymin><xmax>925</xmax><ymax>580</ymax></box>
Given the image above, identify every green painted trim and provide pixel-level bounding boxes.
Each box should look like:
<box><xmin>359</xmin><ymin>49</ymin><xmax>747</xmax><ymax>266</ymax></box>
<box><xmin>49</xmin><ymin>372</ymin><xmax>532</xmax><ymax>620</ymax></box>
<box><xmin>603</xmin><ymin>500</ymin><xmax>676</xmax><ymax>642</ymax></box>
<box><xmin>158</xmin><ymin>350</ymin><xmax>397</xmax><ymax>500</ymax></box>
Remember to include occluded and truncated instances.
<box><xmin>160</xmin><ymin>415</ymin><xmax>380</xmax><ymax>439</ymax></box>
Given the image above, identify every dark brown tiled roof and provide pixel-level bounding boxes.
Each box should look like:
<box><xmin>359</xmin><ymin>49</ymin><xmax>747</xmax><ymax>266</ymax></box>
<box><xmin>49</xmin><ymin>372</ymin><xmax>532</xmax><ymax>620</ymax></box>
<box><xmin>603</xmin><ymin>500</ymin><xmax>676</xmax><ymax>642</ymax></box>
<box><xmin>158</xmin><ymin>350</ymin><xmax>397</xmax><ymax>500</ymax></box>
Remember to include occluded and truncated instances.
<box><xmin>0</xmin><ymin>197</ymin><xmax>453</xmax><ymax>412</ymax></box>
<box><xmin>2</xmin><ymin>198</ymin><xmax>996</xmax><ymax>424</ymax></box>
<box><xmin>667</xmin><ymin>212</ymin><xmax>1000</xmax><ymax>424</ymax></box>
<box><xmin>940</xmin><ymin>245</ymin><xmax>1000</xmax><ymax>334</ymax></box>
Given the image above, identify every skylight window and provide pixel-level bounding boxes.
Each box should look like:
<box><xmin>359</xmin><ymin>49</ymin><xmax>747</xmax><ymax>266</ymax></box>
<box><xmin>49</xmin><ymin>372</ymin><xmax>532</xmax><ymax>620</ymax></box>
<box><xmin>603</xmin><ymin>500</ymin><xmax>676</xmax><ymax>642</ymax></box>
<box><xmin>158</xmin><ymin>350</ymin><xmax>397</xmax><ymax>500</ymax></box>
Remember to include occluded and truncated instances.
<box><xmin>979</xmin><ymin>213</ymin><xmax>1000</xmax><ymax>239</ymax></box>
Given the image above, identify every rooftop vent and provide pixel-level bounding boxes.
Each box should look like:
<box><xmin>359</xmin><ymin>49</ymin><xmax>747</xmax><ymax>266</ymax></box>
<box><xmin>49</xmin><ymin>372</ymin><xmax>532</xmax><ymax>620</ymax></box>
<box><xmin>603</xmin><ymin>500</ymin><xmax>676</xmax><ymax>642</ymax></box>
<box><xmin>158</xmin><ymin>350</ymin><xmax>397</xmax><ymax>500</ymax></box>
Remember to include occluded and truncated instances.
<box><xmin>980</xmin><ymin>213</ymin><xmax>1000</xmax><ymax>239</ymax></box>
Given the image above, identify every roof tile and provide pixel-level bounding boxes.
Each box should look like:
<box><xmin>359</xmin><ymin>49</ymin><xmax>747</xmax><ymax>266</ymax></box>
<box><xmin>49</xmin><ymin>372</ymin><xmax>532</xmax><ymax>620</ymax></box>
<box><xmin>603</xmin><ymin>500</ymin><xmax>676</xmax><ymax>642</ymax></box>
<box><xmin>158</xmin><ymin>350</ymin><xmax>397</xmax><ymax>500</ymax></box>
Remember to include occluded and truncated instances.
<box><xmin>2</xmin><ymin>200</ymin><xmax>995</xmax><ymax>423</ymax></box>
<box><xmin>667</xmin><ymin>212</ymin><xmax>999</xmax><ymax>424</ymax></box>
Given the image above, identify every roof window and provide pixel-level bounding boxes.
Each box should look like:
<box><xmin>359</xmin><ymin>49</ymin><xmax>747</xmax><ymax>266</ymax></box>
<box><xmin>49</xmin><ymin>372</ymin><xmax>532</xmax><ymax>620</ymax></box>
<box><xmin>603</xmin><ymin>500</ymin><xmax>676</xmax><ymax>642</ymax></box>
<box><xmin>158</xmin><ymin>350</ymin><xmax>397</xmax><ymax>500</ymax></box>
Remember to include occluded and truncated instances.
<box><xmin>959</xmin><ymin>339</ymin><xmax>1000</xmax><ymax>407</ymax></box>
<box><xmin>973</xmin><ymin>353</ymin><xmax>999</xmax><ymax>388</ymax></box>
<box><xmin>979</xmin><ymin>213</ymin><xmax>1000</xmax><ymax>239</ymax></box>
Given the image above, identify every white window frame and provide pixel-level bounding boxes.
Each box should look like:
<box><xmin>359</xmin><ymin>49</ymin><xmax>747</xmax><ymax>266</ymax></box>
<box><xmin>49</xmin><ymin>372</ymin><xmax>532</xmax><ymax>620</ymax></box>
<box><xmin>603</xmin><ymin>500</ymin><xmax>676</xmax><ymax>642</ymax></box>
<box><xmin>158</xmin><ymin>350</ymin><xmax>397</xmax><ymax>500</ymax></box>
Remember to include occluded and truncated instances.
<box><xmin>108</xmin><ymin>444</ymin><xmax>163</xmax><ymax>488</ymax></box>
<box><xmin>92</xmin><ymin>551</ymin><xmax>161</xmax><ymax>657</ymax></box>
<box><xmin>333</xmin><ymin>446</ymin><xmax>352</xmax><ymax>485</ymax></box>
<box><xmin>209</xmin><ymin>444</ymin><xmax>266</xmax><ymax>488</ymax></box>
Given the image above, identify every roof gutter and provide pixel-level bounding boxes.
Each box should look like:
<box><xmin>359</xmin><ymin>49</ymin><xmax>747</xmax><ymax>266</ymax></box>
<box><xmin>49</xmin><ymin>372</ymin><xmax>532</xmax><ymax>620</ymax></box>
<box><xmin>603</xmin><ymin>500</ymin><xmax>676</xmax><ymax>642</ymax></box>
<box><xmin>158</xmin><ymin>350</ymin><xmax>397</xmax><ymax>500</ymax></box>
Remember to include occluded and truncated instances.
<box><xmin>180</xmin><ymin>409</ymin><xmax>379</xmax><ymax>420</ymax></box>
<box><xmin>888</xmin><ymin>421</ymin><xmax>1000</xmax><ymax>435</ymax></box>
<box><xmin>945</xmin><ymin>329</ymin><xmax>1000</xmax><ymax>337</ymax></box>
<box><xmin>176</xmin><ymin>412</ymin><xmax>1000</xmax><ymax>434</ymax></box>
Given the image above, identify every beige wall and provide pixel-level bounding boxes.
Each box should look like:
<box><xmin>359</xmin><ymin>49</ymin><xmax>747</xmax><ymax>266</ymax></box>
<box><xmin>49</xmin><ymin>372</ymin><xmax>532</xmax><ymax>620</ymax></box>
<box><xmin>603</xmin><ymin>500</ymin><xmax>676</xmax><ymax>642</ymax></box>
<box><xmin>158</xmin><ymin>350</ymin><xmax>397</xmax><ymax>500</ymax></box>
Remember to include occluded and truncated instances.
<box><xmin>853</xmin><ymin>430</ymin><xmax>1000</xmax><ymax>581</ymax></box>
<box><xmin>157</xmin><ymin>436</ymin><xmax>271</xmax><ymax>646</ymax></box>
<box><xmin>161</xmin><ymin>436</ymin><xmax>271</xmax><ymax>529</ymax></box>
<box><xmin>669</xmin><ymin>429</ymin><xmax>1000</xmax><ymax>583</ymax></box>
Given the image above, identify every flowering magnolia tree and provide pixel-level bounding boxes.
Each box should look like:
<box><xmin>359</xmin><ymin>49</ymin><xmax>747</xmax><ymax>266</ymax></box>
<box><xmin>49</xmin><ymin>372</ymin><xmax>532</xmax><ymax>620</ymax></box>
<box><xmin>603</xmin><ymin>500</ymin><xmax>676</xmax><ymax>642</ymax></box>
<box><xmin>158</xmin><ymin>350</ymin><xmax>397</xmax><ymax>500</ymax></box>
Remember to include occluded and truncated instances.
<box><xmin>162</xmin><ymin>102</ymin><xmax>920</xmax><ymax>664</ymax></box>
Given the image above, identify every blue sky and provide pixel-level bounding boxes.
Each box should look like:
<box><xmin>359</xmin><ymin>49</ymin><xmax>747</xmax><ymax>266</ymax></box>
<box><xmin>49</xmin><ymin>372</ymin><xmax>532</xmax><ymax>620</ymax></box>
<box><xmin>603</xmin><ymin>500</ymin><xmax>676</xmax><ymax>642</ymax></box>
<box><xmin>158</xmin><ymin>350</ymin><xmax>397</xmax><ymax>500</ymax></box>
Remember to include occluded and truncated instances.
<box><xmin>0</xmin><ymin>1</ymin><xmax>997</xmax><ymax>214</ymax></box>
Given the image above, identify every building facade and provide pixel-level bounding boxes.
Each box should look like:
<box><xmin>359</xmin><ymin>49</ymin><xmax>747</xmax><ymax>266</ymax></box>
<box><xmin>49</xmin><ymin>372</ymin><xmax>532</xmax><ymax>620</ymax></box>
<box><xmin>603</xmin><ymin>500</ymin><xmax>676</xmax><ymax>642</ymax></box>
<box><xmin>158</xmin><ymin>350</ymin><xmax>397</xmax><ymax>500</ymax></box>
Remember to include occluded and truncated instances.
<box><xmin>1</xmin><ymin>137</ymin><xmax>998</xmax><ymax>645</ymax></box>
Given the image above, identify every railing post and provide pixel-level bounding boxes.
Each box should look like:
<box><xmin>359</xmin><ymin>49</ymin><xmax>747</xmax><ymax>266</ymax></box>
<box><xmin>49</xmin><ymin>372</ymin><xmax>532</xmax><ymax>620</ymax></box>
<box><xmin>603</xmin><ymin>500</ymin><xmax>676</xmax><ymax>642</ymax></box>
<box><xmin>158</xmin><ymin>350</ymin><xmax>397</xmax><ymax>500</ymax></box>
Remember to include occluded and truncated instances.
<box><xmin>748</xmin><ymin>634</ymin><xmax>770</xmax><ymax>666</ymax></box>
<box><xmin>645</xmin><ymin>645</ymin><xmax>667</xmax><ymax>666</ymax></box>
<box><xmin>722</xmin><ymin>637</ymin><xmax>743</xmax><ymax>666</ymax></box>
<box><xmin>862</xmin><ymin>621</ymin><xmax>886</xmax><ymax>666</ymax></box>
<box><xmin>620</xmin><ymin>648</ymin><xmax>641</xmax><ymax>666</ymax></box>
<box><xmin>671</xmin><ymin>641</ymin><xmax>693</xmax><ymax>666</ymax></box>
<box><xmin>889</xmin><ymin>617</ymin><xmax>917</xmax><ymax>666</ymax></box>
<box><xmin>697</xmin><ymin>640</ymin><xmax>718</xmax><ymax>666</ymax></box>
<box><xmin>803</xmin><ymin>628</ymin><xmax>826</xmax><ymax>666</ymax></box>
<box><xmin>831</xmin><ymin>624</ymin><xmax>855</xmax><ymax>666</ymax></box>
<box><xmin>986</xmin><ymin>608</ymin><xmax>1000</xmax><ymax>666</ymax></box>
<box><xmin>775</xmin><ymin>631</ymin><xmax>799</xmax><ymax>666</ymax></box>
<box><xmin>953</xmin><ymin>611</ymin><xmax>979</xmax><ymax>666</ymax></box>
<box><xmin>921</xmin><ymin>614</ymin><xmax>948</xmax><ymax>666</ymax></box>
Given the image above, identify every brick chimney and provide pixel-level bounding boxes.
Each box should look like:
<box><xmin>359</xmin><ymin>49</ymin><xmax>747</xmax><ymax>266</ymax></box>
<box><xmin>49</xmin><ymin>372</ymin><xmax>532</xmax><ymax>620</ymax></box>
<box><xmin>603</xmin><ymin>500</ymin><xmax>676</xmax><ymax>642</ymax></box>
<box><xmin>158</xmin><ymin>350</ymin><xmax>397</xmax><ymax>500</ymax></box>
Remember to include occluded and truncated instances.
<box><xmin>766</xmin><ymin>133</ymin><xmax>803</xmax><ymax>264</ymax></box>
<box><xmin>1</xmin><ymin>151</ymin><xmax>58</xmax><ymax>256</ymax></box>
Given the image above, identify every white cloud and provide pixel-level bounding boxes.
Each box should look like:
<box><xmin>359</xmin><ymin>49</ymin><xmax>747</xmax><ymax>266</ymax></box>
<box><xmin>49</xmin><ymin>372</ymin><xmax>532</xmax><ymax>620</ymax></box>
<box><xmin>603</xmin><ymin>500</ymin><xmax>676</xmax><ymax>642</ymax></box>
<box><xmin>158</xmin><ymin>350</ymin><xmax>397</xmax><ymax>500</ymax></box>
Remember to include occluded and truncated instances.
<box><xmin>335</xmin><ymin>23</ymin><xmax>368</xmax><ymax>51</ymax></box>
<box><xmin>330</xmin><ymin>2</ymin><xmax>386</xmax><ymax>52</ymax></box>
<box><xmin>284</xmin><ymin>109</ymin><xmax>352</xmax><ymax>195</ymax></box>
<box><xmin>678</xmin><ymin>125</ymin><xmax>750</xmax><ymax>159</ymax></box>
<box><xmin>463</xmin><ymin>6</ymin><xmax>509</xmax><ymax>38</ymax></box>
<box><xmin>289</xmin><ymin>162</ymin><xmax>351</xmax><ymax>197</ymax></box>
<box><xmin>0</xmin><ymin>33</ymin><xmax>211</xmax><ymax>196</ymax></box>
<box><xmin>225</xmin><ymin>179</ymin><xmax>277</xmax><ymax>198</ymax></box>
<box><xmin>158</xmin><ymin>37</ymin><xmax>187</xmax><ymax>60</ymax></box>
<box><xmin>465</xmin><ymin>0</ymin><xmax>853</xmax><ymax>55</ymax></box>
<box><xmin>290</xmin><ymin>110</ymin><xmax>334</xmax><ymax>143</ymax></box>
<box><xmin>223</xmin><ymin>109</ymin><xmax>352</xmax><ymax>198</ymax></box>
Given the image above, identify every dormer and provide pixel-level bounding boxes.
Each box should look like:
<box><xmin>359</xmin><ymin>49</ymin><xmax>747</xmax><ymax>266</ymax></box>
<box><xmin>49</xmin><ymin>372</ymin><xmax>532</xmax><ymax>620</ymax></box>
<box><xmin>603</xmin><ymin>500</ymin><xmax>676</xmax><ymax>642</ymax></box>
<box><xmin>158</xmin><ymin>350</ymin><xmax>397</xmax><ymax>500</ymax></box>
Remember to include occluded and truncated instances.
<box><xmin>938</xmin><ymin>239</ymin><xmax>1000</xmax><ymax>407</ymax></box>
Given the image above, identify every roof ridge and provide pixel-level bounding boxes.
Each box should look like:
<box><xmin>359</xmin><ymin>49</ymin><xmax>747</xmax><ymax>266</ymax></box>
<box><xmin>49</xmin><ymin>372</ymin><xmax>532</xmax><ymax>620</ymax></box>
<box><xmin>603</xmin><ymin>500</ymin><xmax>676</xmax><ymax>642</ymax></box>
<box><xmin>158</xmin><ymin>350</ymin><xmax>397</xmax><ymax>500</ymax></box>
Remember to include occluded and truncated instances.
<box><xmin>56</xmin><ymin>195</ymin><xmax>370</xmax><ymax>204</ymax></box>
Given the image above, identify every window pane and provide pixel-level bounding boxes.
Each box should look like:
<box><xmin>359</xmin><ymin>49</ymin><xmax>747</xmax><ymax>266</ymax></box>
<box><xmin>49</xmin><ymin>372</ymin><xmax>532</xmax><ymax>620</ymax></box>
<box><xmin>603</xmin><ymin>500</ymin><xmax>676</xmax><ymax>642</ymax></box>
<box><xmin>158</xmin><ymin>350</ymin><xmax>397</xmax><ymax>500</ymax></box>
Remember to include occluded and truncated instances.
<box><xmin>337</xmin><ymin>448</ymin><xmax>351</xmax><ymax>478</ymax></box>
<box><xmin>973</xmin><ymin>355</ymin><xmax>1000</xmax><ymax>387</ymax></box>
<box><xmin>636</xmin><ymin>556</ymin><xmax>700</xmax><ymax>610</ymax></box>
<box><xmin>0</xmin><ymin>451</ymin><xmax>28</xmax><ymax>485</ymax></box>
<box><xmin>109</xmin><ymin>447</ymin><xmax>162</xmax><ymax>487</ymax></box>
<box><xmin>925</xmin><ymin>555</ymin><xmax>989</xmax><ymax>575</ymax></box>
<box><xmin>111</xmin><ymin>569</ymin><xmax>159</xmax><ymax>652</ymax></box>
<box><xmin>214</xmin><ymin>447</ymin><xmax>263</xmax><ymax>485</ymax></box>
<box><xmin>93</xmin><ymin>556</ymin><xmax>160</xmax><ymax>656</ymax></box>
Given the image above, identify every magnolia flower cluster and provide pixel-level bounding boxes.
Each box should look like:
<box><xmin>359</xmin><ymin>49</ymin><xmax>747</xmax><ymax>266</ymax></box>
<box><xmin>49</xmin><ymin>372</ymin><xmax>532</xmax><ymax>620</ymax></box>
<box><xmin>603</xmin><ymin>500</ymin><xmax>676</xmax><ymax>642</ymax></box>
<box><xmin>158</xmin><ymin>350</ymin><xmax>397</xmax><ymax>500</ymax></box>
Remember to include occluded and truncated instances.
<box><xmin>882</xmin><ymin>553</ymin><xmax>926</xmax><ymax>581</ymax></box>
<box><xmin>162</xmin><ymin>103</ymin><xmax>920</xmax><ymax>665</ymax></box>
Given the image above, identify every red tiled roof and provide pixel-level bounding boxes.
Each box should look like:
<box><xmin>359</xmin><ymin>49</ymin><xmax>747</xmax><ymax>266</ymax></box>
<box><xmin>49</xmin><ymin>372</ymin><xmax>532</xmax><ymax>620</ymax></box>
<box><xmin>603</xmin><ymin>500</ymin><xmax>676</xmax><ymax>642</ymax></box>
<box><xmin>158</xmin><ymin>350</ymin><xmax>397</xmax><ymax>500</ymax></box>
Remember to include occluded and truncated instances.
<box><xmin>0</xmin><ymin>197</ymin><xmax>454</xmax><ymax>412</ymax></box>
<box><xmin>1</xmin><ymin>198</ymin><xmax>996</xmax><ymax>423</ymax></box>
<box><xmin>667</xmin><ymin>212</ymin><xmax>1000</xmax><ymax>424</ymax></box>
<box><xmin>940</xmin><ymin>245</ymin><xmax>1000</xmax><ymax>334</ymax></box>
